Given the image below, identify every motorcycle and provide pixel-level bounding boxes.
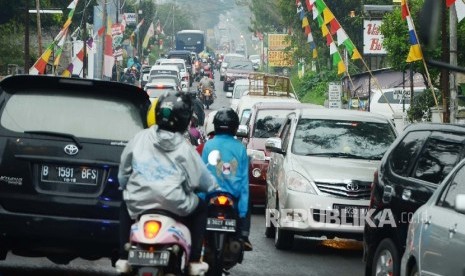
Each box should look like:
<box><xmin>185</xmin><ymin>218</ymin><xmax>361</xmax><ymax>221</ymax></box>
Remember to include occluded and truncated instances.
<box><xmin>203</xmin><ymin>191</ymin><xmax>244</xmax><ymax>276</ymax></box>
<box><xmin>199</xmin><ymin>87</ymin><xmax>214</xmax><ymax>110</ymax></box>
<box><xmin>126</xmin><ymin>211</ymin><xmax>193</xmax><ymax>275</ymax></box>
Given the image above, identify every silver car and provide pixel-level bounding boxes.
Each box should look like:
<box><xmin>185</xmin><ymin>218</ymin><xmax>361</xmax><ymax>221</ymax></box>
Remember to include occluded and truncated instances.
<box><xmin>265</xmin><ymin>108</ymin><xmax>397</xmax><ymax>250</ymax></box>
<box><xmin>401</xmin><ymin>158</ymin><xmax>465</xmax><ymax>276</ymax></box>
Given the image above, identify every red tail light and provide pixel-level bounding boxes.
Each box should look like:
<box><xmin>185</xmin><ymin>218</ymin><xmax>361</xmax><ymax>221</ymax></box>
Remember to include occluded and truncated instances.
<box><xmin>144</xmin><ymin>221</ymin><xmax>161</xmax><ymax>239</ymax></box>
<box><xmin>210</xmin><ymin>195</ymin><xmax>234</xmax><ymax>206</ymax></box>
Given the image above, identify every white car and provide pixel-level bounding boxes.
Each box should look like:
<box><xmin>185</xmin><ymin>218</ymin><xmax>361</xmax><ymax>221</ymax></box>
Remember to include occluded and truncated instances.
<box><xmin>401</xmin><ymin>158</ymin><xmax>465</xmax><ymax>276</ymax></box>
<box><xmin>159</xmin><ymin>59</ymin><xmax>190</xmax><ymax>89</ymax></box>
<box><xmin>265</xmin><ymin>108</ymin><xmax>398</xmax><ymax>250</ymax></box>
<box><xmin>369</xmin><ymin>87</ymin><xmax>426</xmax><ymax>120</ymax></box>
<box><xmin>227</xmin><ymin>79</ymin><xmax>263</xmax><ymax>112</ymax></box>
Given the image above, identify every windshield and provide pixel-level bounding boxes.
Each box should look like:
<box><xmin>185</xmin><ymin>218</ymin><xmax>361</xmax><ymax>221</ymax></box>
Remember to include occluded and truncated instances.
<box><xmin>146</xmin><ymin>88</ymin><xmax>176</xmax><ymax>98</ymax></box>
<box><xmin>233</xmin><ymin>85</ymin><xmax>249</xmax><ymax>99</ymax></box>
<box><xmin>160</xmin><ymin>63</ymin><xmax>185</xmax><ymax>72</ymax></box>
<box><xmin>228</xmin><ymin>62</ymin><xmax>253</xmax><ymax>70</ymax></box>
<box><xmin>252</xmin><ymin>109</ymin><xmax>291</xmax><ymax>138</ymax></box>
<box><xmin>1</xmin><ymin>91</ymin><xmax>144</xmax><ymax>141</ymax></box>
<box><xmin>148</xmin><ymin>76</ymin><xmax>178</xmax><ymax>84</ymax></box>
<box><xmin>292</xmin><ymin>119</ymin><xmax>396</xmax><ymax>160</ymax></box>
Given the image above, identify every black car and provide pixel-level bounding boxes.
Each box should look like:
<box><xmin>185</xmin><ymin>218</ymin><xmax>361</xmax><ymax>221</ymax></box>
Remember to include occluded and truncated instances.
<box><xmin>0</xmin><ymin>75</ymin><xmax>150</xmax><ymax>265</ymax></box>
<box><xmin>363</xmin><ymin>123</ymin><xmax>465</xmax><ymax>276</ymax></box>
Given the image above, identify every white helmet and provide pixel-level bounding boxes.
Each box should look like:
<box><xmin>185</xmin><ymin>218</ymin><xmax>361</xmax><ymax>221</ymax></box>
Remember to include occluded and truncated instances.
<box><xmin>204</xmin><ymin>110</ymin><xmax>218</xmax><ymax>136</ymax></box>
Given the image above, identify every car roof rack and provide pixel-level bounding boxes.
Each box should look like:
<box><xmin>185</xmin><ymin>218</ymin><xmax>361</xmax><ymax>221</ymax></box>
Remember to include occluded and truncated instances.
<box><xmin>247</xmin><ymin>73</ymin><xmax>296</xmax><ymax>98</ymax></box>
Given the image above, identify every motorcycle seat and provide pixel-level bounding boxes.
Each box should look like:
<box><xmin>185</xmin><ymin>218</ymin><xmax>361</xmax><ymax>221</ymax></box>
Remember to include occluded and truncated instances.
<box><xmin>139</xmin><ymin>209</ymin><xmax>184</xmax><ymax>223</ymax></box>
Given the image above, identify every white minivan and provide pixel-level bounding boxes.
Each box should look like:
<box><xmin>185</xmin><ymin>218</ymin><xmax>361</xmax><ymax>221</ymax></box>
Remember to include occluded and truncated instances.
<box><xmin>159</xmin><ymin>59</ymin><xmax>190</xmax><ymax>89</ymax></box>
<box><xmin>369</xmin><ymin>87</ymin><xmax>426</xmax><ymax>119</ymax></box>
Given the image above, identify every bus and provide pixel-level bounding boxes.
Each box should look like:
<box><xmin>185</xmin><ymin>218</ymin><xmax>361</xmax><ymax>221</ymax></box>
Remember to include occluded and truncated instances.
<box><xmin>175</xmin><ymin>30</ymin><xmax>205</xmax><ymax>54</ymax></box>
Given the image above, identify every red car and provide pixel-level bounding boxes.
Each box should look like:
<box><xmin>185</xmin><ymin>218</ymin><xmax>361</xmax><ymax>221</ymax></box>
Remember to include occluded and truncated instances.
<box><xmin>236</xmin><ymin>102</ymin><xmax>323</xmax><ymax>206</ymax></box>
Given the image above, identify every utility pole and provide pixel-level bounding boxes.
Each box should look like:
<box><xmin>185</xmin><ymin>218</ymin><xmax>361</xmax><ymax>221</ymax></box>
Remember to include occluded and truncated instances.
<box><xmin>35</xmin><ymin>0</ymin><xmax>43</xmax><ymax>56</ymax></box>
<box><xmin>450</xmin><ymin>3</ymin><xmax>458</xmax><ymax>123</ymax></box>
<box><xmin>440</xmin><ymin>1</ymin><xmax>450</xmax><ymax>123</ymax></box>
<box><xmin>83</xmin><ymin>2</ymin><xmax>87</xmax><ymax>78</ymax></box>
<box><xmin>24</xmin><ymin>0</ymin><xmax>30</xmax><ymax>73</ymax></box>
<box><xmin>100</xmin><ymin>0</ymin><xmax>107</xmax><ymax>79</ymax></box>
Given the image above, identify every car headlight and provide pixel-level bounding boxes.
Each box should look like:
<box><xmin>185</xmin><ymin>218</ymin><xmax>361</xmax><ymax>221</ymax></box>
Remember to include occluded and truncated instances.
<box><xmin>286</xmin><ymin>171</ymin><xmax>316</xmax><ymax>194</ymax></box>
<box><xmin>247</xmin><ymin>149</ymin><xmax>266</xmax><ymax>161</ymax></box>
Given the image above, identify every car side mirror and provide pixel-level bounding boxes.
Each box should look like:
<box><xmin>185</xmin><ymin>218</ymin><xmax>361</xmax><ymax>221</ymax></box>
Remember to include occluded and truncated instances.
<box><xmin>236</xmin><ymin>125</ymin><xmax>249</xmax><ymax>138</ymax></box>
<box><xmin>455</xmin><ymin>194</ymin><xmax>465</xmax><ymax>214</ymax></box>
<box><xmin>226</xmin><ymin>92</ymin><xmax>233</xmax><ymax>98</ymax></box>
<box><xmin>265</xmin><ymin>137</ymin><xmax>283</xmax><ymax>154</ymax></box>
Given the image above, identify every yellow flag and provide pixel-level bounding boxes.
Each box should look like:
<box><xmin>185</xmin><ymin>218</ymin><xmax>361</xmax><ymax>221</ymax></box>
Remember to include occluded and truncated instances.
<box><xmin>406</xmin><ymin>44</ymin><xmax>423</xmax><ymax>62</ymax></box>
<box><xmin>321</xmin><ymin>24</ymin><xmax>329</xmax><ymax>37</ymax></box>
<box><xmin>352</xmin><ymin>48</ymin><xmax>362</xmax><ymax>60</ymax></box>
<box><xmin>302</xmin><ymin>17</ymin><xmax>309</xmax><ymax>28</ymax></box>
<box><xmin>323</xmin><ymin>8</ymin><xmax>335</xmax><ymax>25</ymax></box>
<box><xmin>313</xmin><ymin>48</ymin><xmax>318</xmax><ymax>59</ymax></box>
<box><xmin>337</xmin><ymin>61</ymin><xmax>346</xmax><ymax>75</ymax></box>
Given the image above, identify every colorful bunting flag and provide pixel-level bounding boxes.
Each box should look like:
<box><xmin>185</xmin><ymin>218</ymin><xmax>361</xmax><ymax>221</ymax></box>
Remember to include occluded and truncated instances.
<box><xmin>402</xmin><ymin>0</ymin><xmax>423</xmax><ymax>62</ymax></box>
<box><xmin>29</xmin><ymin>45</ymin><xmax>54</xmax><ymax>75</ymax></box>
<box><xmin>143</xmin><ymin>22</ymin><xmax>155</xmax><ymax>49</ymax></box>
<box><xmin>323</xmin><ymin>8</ymin><xmax>335</xmax><ymax>25</ymax></box>
<box><xmin>305</xmin><ymin>0</ymin><xmax>313</xmax><ymax>11</ymax></box>
<box><xmin>445</xmin><ymin>0</ymin><xmax>465</xmax><ymax>22</ymax></box>
<box><xmin>302</xmin><ymin>17</ymin><xmax>310</xmax><ymax>28</ymax></box>
<box><xmin>103</xmin><ymin>17</ymin><xmax>114</xmax><ymax>78</ymax></box>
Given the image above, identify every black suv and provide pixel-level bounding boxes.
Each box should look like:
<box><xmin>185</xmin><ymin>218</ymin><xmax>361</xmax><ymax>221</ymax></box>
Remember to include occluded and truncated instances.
<box><xmin>363</xmin><ymin>123</ymin><xmax>465</xmax><ymax>276</ymax></box>
<box><xmin>0</xmin><ymin>75</ymin><xmax>150</xmax><ymax>265</ymax></box>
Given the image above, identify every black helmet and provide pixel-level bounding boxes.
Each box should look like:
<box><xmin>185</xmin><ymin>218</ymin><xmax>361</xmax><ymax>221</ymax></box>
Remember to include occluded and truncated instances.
<box><xmin>155</xmin><ymin>91</ymin><xmax>193</xmax><ymax>133</ymax></box>
<box><xmin>213</xmin><ymin>108</ymin><xmax>239</xmax><ymax>135</ymax></box>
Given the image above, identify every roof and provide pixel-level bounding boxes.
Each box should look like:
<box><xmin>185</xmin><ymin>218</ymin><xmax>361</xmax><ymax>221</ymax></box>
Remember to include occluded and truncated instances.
<box><xmin>296</xmin><ymin>108</ymin><xmax>394</xmax><ymax>123</ymax></box>
<box><xmin>252</xmin><ymin>102</ymin><xmax>324</xmax><ymax>110</ymax></box>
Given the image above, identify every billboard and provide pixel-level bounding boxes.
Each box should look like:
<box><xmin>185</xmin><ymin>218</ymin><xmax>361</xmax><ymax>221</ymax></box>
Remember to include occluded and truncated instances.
<box><xmin>363</xmin><ymin>20</ymin><xmax>387</xmax><ymax>55</ymax></box>
<box><xmin>268</xmin><ymin>34</ymin><xmax>291</xmax><ymax>50</ymax></box>
<box><xmin>268</xmin><ymin>51</ymin><xmax>293</xmax><ymax>67</ymax></box>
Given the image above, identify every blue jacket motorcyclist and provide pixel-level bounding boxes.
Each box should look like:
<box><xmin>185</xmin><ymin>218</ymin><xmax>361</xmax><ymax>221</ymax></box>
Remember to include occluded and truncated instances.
<box><xmin>201</xmin><ymin>108</ymin><xmax>252</xmax><ymax>251</ymax></box>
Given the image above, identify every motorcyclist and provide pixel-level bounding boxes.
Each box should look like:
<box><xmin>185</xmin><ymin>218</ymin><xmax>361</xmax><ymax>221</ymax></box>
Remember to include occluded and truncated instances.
<box><xmin>198</xmin><ymin>75</ymin><xmax>215</xmax><ymax>92</ymax></box>
<box><xmin>201</xmin><ymin>108</ymin><xmax>253</xmax><ymax>251</ymax></box>
<box><xmin>116</xmin><ymin>92</ymin><xmax>218</xmax><ymax>275</ymax></box>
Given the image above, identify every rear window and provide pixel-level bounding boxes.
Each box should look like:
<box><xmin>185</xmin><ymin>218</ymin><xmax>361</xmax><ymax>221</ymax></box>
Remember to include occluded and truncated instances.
<box><xmin>1</xmin><ymin>91</ymin><xmax>144</xmax><ymax>141</ymax></box>
<box><xmin>253</xmin><ymin>109</ymin><xmax>292</xmax><ymax>138</ymax></box>
<box><xmin>161</xmin><ymin>62</ymin><xmax>185</xmax><ymax>72</ymax></box>
<box><xmin>292</xmin><ymin>119</ymin><xmax>396</xmax><ymax>160</ymax></box>
<box><xmin>377</xmin><ymin>90</ymin><xmax>424</xmax><ymax>104</ymax></box>
<box><xmin>233</xmin><ymin>85</ymin><xmax>248</xmax><ymax>99</ymax></box>
<box><xmin>146</xmin><ymin>88</ymin><xmax>176</xmax><ymax>99</ymax></box>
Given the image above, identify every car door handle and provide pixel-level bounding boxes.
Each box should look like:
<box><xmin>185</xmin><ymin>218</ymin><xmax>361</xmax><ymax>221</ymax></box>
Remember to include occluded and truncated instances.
<box><xmin>423</xmin><ymin>215</ymin><xmax>431</xmax><ymax>226</ymax></box>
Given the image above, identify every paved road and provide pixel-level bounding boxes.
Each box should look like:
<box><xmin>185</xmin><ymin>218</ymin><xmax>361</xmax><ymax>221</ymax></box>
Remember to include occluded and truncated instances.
<box><xmin>0</xmin><ymin>74</ymin><xmax>365</xmax><ymax>276</ymax></box>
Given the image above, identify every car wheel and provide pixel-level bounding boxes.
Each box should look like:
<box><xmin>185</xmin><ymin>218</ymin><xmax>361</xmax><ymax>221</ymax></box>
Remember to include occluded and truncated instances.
<box><xmin>372</xmin><ymin>238</ymin><xmax>400</xmax><ymax>276</ymax></box>
<box><xmin>409</xmin><ymin>262</ymin><xmax>419</xmax><ymax>276</ymax></box>
<box><xmin>274</xmin><ymin>200</ymin><xmax>294</xmax><ymax>250</ymax></box>
<box><xmin>265</xmin><ymin>194</ymin><xmax>276</xmax><ymax>238</ymax></box>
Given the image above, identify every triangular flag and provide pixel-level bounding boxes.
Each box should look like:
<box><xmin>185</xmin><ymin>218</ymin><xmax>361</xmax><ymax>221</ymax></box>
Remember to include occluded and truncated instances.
<box><xmin>455</xmin><ymin>0</ymin><xmax>465</xmax><ymax>22</ymax></box>
<box><xmin>313</xmin><ymin>48</ymin><xmax>318</xmax><ymax>58</ymax></box>
<box><xmin>143</xmin><ymin>22</ymin><xmax>155</xmax><ymax>49</ymax></box>
<box><xmin>29</xmin><ymin>45</ymin><xmax>53</xmax><ymax>75</ymax></box>
<box><xmin>329</xmin><ymin>19</ymin><xmax>341</xmax><ymax>35</ymax></box>
<box><xmin>321</xmin><ymin>24</ymin><xmax>329</xmax><ymax>36</ymax></box>
<box><xmin>326</xmin><ymin>33</ymin><xmax>333</xmax><ymax>46</ymax></box>
<box><xmin>337</xmin><ymin>28</ymin><xmax>349</xmax><ymax>45</ymax></box>
<box><xmin>305</xmin><ymin>0</ymin><xmax>313</xmax><ymax>11</ymax></box>
<box><xmin>67</xmin><ymin>0</ymin><xmax>79</xmax><ymax>9</ymax></box>
<box><xmin>446</xmin><ymin>0</ymin><xmax>456</xmax><ymax>7</ymax></box>
<box><xmin>305</xmin><ymin>25</ymin><xmax>311</xmax><ymax>36</ymax></box>
<box><xmin>323</xmin><ymin>8</ymin><xmax>335</xmax><ymax>25</ymax></box>
<box><xmin>401</xmin><ymin>0</ymin><xmax>410</xmax><ymax>19</ymax></box>
<box><xmin>329</xmin><ymin>42</ymin><xmax>338</xmax><ymax>55</ymax></box>
<box><xmin>352</xmin><ymin>48</ymin><xmax>362</xmax><ymax>60</ymax></box>
<box><xmin>302</xmin><ymin>17</ymin><xmax>309</xmax><ymax>28</ymax></box>
<box><xmin>343</xmin><ymin>39</ymin><xmax>356</xmax><ymax>56</ymax></box>
<box><xmin>299</xmin><ymin>9</ymin><xmax>306</xmax><ymax>21</ymax></box>
<box><xmin>406</xmin><ymin>44</ymin><xmax>423</xmax><ymax>62</ymax></box>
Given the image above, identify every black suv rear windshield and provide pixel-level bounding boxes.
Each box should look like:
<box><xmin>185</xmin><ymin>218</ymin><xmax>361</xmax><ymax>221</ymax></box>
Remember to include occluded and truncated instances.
<box><xmin>1</xmin><ymin>91</ymin><xmax>144</xmax><ymax>141</ymax></box>
<box><xmin>292</xmin><ymin>119</ymin><xmax>396</xmax><ymax>160</ymax></box>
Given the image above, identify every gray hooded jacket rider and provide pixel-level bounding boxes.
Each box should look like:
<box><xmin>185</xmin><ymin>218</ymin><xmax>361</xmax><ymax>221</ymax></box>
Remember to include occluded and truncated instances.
<box><xmin>118</xmin><ymin>125</ymin><xmax>218</xmax><ymax>219</ymax></box>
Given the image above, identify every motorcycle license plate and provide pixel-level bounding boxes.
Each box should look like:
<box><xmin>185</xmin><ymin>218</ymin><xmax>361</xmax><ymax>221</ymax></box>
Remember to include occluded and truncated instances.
<box><xmin>128</xmin><ymin>250</ymin><xmax>170</xmax><ymax>266</ymax></box>
<box><xmin>206</xmin><ymin>218</ymin><xmax>236</xmax><ymax>232</ymax></box>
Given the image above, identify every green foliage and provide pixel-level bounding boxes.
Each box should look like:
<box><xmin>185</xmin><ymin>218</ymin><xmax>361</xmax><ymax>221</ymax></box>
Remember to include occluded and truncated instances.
<box><xmin>293</xmin><ymin>67</ymin><xmax>339</xmax><ymax>105</ymax></box>
<box><xmin>0</xmin><ymin>22</ymin><xmax>25</xmax><ymax>74</ymax></box>
<box><xmin>407</xmin><ymin>89</ymin><xmax>442</xmax><ymax>122</ymax></box>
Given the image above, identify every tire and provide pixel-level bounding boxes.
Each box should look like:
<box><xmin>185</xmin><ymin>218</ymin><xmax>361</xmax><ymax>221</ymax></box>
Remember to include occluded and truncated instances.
<box><xmin>264</xmin><ymin>195</ymin><xmax>276</xmax><ymax>238</ymax></box>
<box><xmin>372</xmin><ymin>238</ymin><xmax>400</xmax><ymax>276</ymax></box>
<box><xmin>274</xmin><ymin>200</ymin><xmax>293</xmax><ymax>250</ymax></box>
<box><xmin>206</xmin><ymin>235</ymin><xmax>225</xmax><ymax>276</ymax></box>
<box><xmin>409</xmin><ymin>262</ymin><xmax>419</xmax><ymax>276</ymax></box>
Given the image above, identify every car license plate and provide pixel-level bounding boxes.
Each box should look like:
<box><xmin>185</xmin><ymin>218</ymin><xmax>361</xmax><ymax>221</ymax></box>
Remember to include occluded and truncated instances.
<box><xmin>206</xmin><ymin>218</ymin><xmax>236</xmax><ymax>232</ymax></box>
<box><xmin>40</xmin><ymin>164</ymin><xmax>99</xmax><ymax>185</ymax></box>
<box><xmin>128</xmin><ymin>250</ymin><xmax>170</xmax><ymax>266</ymax></box>
<box><xmin>333</xmin><ymin>204</ymin><xmax>368</xmax><ymax>218</ymax></box>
